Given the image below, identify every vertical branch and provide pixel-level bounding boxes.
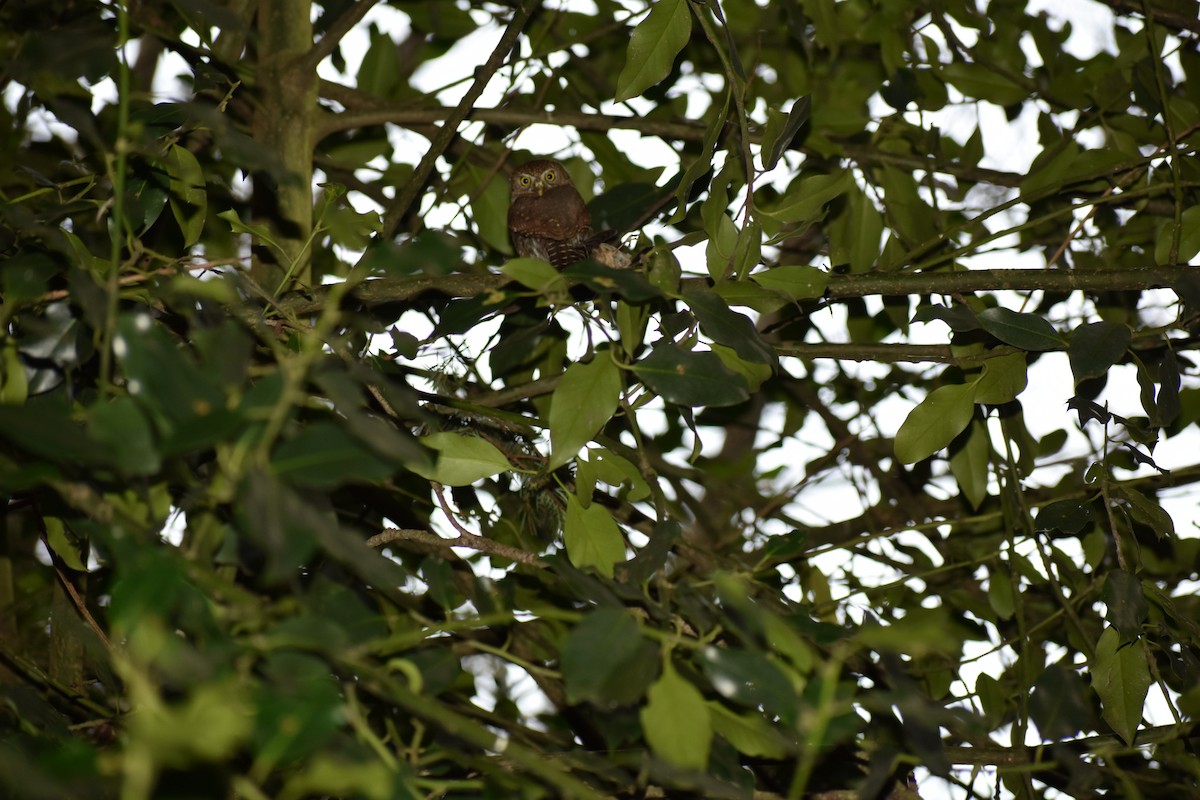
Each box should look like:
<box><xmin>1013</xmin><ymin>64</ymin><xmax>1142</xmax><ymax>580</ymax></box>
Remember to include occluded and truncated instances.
<box><xmin>99</xmin><ymin>0</ymin><xmax>134</xmax><ymax>394</ymax></box>
<box><xmin>253</xmin><ymin>0</ymin><xmax>319</xmax><ymax>289</ymax></box>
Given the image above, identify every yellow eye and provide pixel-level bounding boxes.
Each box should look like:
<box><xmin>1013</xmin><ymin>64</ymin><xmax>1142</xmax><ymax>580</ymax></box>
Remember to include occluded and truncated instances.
<box><xmin>543</xmin><ymin>169</ymin><xmax>557</xmax><ymax>183</ymax></box>
<box><xmin>519</xmin><ymin>175</ymin><xmax>531</xmax><ymax>186</ymax></box>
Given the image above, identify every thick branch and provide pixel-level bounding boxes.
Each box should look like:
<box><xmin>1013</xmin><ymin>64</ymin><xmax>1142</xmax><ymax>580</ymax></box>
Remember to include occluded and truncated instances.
<box><xmin>1096</xmin><ymin>0</ymin><xmax>1200</xmax><ymax>33</ymax></box>
<box><xmin>317</xmin><ymin>99</ymin><xmax>709</xmax><ymax>145</ymax></box>
<box><xmin>281</xmin><ymin>266</ymin><xmax>1189</xmax><ymax>317</ymax></box>
<box><xmin>816</xmin><ymin>266</ymin><xmax>1189</xmax><ymax>298</ymax></box>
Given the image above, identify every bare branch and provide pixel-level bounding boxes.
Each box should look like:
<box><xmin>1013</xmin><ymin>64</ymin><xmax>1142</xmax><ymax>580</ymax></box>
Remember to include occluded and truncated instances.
<box><xmin>305</xmin><ymin>0</ymin><xmax>383</xmax><ymax>71</ymax></box>
<box><xmin>376</xmin><ymin>0</ymin><xmax>544</xmax><ymax>241</ymax></box>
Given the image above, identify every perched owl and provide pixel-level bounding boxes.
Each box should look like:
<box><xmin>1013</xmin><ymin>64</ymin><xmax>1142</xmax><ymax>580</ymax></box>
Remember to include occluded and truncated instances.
<box><xmin>507</xmin><ymin>159</ymin><xmax>594</xmax><ymax>269</ymax></box>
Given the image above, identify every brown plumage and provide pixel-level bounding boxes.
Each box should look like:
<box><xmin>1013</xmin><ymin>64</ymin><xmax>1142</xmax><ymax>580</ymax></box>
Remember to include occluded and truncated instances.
<box><xmin>507</xmin><ymin>159</ymin><xmax>594</xmax><ymax>269</ymax></box>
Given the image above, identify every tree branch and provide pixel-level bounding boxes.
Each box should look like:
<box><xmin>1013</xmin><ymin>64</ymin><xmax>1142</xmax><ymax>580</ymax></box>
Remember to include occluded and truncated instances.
<box><xmin>279</xmin><ymin>266</ymin><xmax>1191</xmax><ymax>317</ymax></box>
<box><xmin>1095</xmin><ymin>0</ymin><xmax>1200</xmax><ymax>33</ymax></box>
<box><xmin>317</xmin><ymin>98</ymin><xmax>710</xmax><ymax>145</ymax></box>
<box><xmin>305</xmin><ymin>0</ymin><xmax>383</xmax><ymax>72</ymax></box>
<box><xmin>368</xmin><ymin>527</ymin><xmax>547</xmax><ymax>569</ymax></box>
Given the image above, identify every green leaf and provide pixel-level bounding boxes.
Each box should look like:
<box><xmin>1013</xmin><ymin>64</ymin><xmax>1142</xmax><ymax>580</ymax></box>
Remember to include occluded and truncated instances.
<box><xmin>0</xmin><ymin>338</ymin><xmax>29</xmax><ymax>405</ymax></box>
<box><xmin>948</xmin><ymin>418</ymin><xmax>989</xmax><ymax>509</ymax></box>
<box><xmin>941</xmin><ymin>61</ymin><xmax>1029</xmax><ymax>106</ymax></box>
<box><xmin>987</xmin><ymin>567</ymin><xmax>1015</xmax><ymax>620</ymax></box>
<box><xmin>1</xmin><ymin>253</ymin><xmax>57</xmax><ymax>304</ymax></box>
<box><xmin>1068</xmin><ymin>321</ymin><xmax>1130</xmax><ymax>384</ymax></box>
<box><xmin>500</xmin><ymin>257</ymin><xmax>567</xmax><ymax>293</ymax></box>
<box><xmin>707</xmin><ymin>702</ymin><xmax>791</xmax><ymax>759</ymax></box>
<box><xmin>1031</xmin><ymin>663</ymin><xmax>1093</xmax><ymax>741</ymax></box>
<box><xmin>683</xmin><ymin>286</ymin><xmax>777</xmax><ymax>366</ymax></box>
<box><xmin>912</xmin><ymin>304</ymin><xmax>979</xmax><ymax>333</ymax></box>
<box><xmin>562</xmin><ymin>608</ymin><xmax>656</xmax><ymax>706</ymax></box>
<box><xmin>1103</xmin><ymin>570</ymin><xmax>1148</xmax><ymax>642</ymax></box>
<box><xmin>549</xmin><ymin>356</ymin><xmax>623</xmax><ymax>470</ymax></box>
<box><xmin>1112</xmin><ymin>484</ymin><xmax>1175</xmax><ymax>539</ymax></box>
<box><xmin>761</xmin><ymin>172</ymin><xmax>852</xmax><ymax>225</ymax></box>
<box><xmin>973</xmin><ymin>351</ymin><xmax>1027</xmax><ymax>404</ymax></box>
<box><xmin>44</xmin><ymin>517</ymin><xmax>88</xmax><ymax>571</ymax></box>
<box><xmin>1035</xmin><ymin>500</ymin><xmax>1095</xmax><ymax>534</ymax></box>
<box><xmin>1154</xmin><ymin>205</ymin><xmax>1200</xmax><ymax>265</ymax></box>
<box><xmin>590</xmin><ymin>448</ymin><xmax>650</xmax><ymax>501</ymax></box>
<box><xmin>750</xmin><ymin>264</ymin><xmax>830</xmax><ymax>301</ymax></box>
<box><xmin>0</xmin><ymin>399</ymin><xmax>108</xmax><ymax>467</ymax></box>
<box><xmin>116</xmin><ymin>315</ymin><xmax>240</xmax><ymax>455</ymax></box>
<box><xmin>277</xmin><ymin>755</ymin><xmax>392</xmax><ymax>800</ymax></box>
<box><xmin>711</xmin><ymin>343</ymin><xmax>772</xmax><ymax>392</ymax></box>
<box><xmin>409</xmin><ymin>432</ymin><xmax>511</xmax><ymax>486</ymax></box>
<box><xmin>761</xmin><ymin>96</ymin><xmax>811</xmax><ymax>171</ymax></box>
<box><xmin>272</xmin><ymin>422</ymin><xmax>396</xmax><ymax>488</ymax></box>
<box><xmin>640</xmin><ymin>662</ymin><xmax>712</xmax><ymax>771</ymax></box>
<box><xmin>712</xmin><ymin>280</ymin><xmax>790</xmax><ymax>313</ymax></box>
<box><xmin>468</xmin><ymin>165</ymin><xmax>513</xmax><ymax>256</ymax></box>
<box><xmin>633</xmin><ymin>343</ymin><xmax>750</xmax><ymax>408</ymax></box>
<box><xmin>130</xmin><ymin>678</ymin><xmax>254</xmax><ymax>765</ymax></box>
<box><xmin>166</xmin><ymin>143</ymin><xmax>206</xmax><ymax>247</ymax></box>
<box><xmin>87</xmin><ymin>397</ymin><xmax>161</xmax><ymax>476</ymax></box>
<box><xmin>894</xmin><ymin>382</ymin><xmax>977</xmax><ymax>464</ymax></box>
<box><xmin>705</xmin><ymin>213</ymin><xmax>739</xmax><ymax>281</ymax></box>
<box><xmin>977</xmin><ymin>307</ymin><xmax>1066</xmax><ymax>351</ymax></box>
<box><xmin>855</xmin><ymin>606</ymin><xmax>964</xmax><ymax>656</ymax></box>
<box><xmin>615</xmin><ymin>0</ymin><xmax>692</xmax><ymax>102</ymax></box>
<box><xmin>1091</xmin><ymin>627</ymin><xmax>1150</xmax><ymax>746</ymax></box>
<box><xmin>563</xmin><ymin>492</ymin><xmax>626</xmax><ymax>578</ymax></box>
<box><xmin>700</xmin><ymin>647</ymin><xmax>796</xmax><ymax>724</ymax></box>
<box><xmin>828</xmin><ymin>183</ymin><xmax>883</xmax><ymax>272</ymax></box>
<box><xmin>561</xmin><ymin>260</ymin><xmax>661</xmax><ymax>302</ymax></box>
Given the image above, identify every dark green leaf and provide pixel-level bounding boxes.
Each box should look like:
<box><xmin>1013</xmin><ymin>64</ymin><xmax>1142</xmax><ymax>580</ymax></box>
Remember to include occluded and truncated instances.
<box><xmin>1031</xmin><ymin>663</ymin><xmax>1093</xmax><ymax>741</ymax></box>
<box><xmin>272</xmin><ymin>422</ymin><xmax>396</xmax><ymax>488</ymax></box>
<box><xmin>1068</xmin><ymin>321</ymin><xmax>1130</xmax><ymax>384</ymax></box>
<box><xmin>633</xmin><ymin>343</ymin><xmax>750</xmax><ymax>407</ymax></box>
<box><xmin>977</xmin><ymin>308</ymin><xmax>1066</xmax><ymax>351</ymax></box>
<box><xmin>562</xmin><ymin>260</ymin><xmax>661</xmax><ymax>302</ymax></box>
<box><xmin>683</xmin><ymin>287</ymin><xmax>777</xmax><ymax>366</ymax></box>
<box><xmin>1103</xmin><ymin>570</ymin><xmax>1147</xmax><ymax>642</ymax></box>
<box><xmin>762</xmin><ymin>96</ymin><xmax>811</xmax><ymax>171</ymax></box>
<box><xmin>700</xmin><ymin>647</ymin><xmax>796</xmax><ymax>726</ymax></box>
<box><xmin>1091</xmin><ymin>627</ymin><xmax>1150</xmax><ymax>746</ymax></box>
<box><xmin>562</xmin><ymin>608</ymin><xmax>652</xmax><ymax>706</ymax></box>
<box><xmin>1035</xmin><ymin>500</ymin><xmax>1095</xmax><ymax>535</ymax></box>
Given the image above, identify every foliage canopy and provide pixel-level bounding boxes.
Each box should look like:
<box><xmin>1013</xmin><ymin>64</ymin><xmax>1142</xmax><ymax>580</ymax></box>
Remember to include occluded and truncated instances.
<box><xmin>1</xmin><ymin>0</ymin><xmax>1199</xmax><ymax>798</ymax></box>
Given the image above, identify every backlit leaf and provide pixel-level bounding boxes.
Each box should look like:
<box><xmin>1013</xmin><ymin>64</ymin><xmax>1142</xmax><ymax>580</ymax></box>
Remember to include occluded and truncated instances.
<box><xmin>1091</xmin><ymin>627</ymin><xmax>1150</xmax><ymax>746</ymax></box>
<box><xmin>640</xmin><ymin>662</ymin><xmax>712</xmax><ymax>771</ymax></box>
<box><xmin>895</xmin><ymin>382</ymin><xmax>977</xmax><ymax>464</ymax></box>
<box><xmin>615</xmin><ymin>0</ymin><xmax>692</xmax><ymax>102</ymax></box>
<box><xmin>549</xmin><ymin>355</ymin><xmax>623</xmax><ymax>470</ymax></box>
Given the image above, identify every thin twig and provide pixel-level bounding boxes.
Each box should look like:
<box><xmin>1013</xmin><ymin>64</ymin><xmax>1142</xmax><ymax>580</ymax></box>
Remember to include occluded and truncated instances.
<box><xmin>34</xmin><ymin>259</ymin><xmax>243</xmax><ymax>305</ymax></box>
<box><xmin>41</xmin><ymin>535</ymin><xmax>113</xmax><ymax>651</ymax></box>
<box><xmin>376</xmin><ymin>0</ymin><xmax>544</xmax><ymax>241</ymax></box>
<box><xmin>305</xmin><ymin>0</ymin><xmax>383</xmax><ymax>71</ymax></box>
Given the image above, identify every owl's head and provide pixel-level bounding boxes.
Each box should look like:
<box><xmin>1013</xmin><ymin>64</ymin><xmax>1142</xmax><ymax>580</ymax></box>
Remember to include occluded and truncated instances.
<box><xmin>510</xmin><ymin>159</ymin><xmax>575</xmax><ymax>197</ymax></box>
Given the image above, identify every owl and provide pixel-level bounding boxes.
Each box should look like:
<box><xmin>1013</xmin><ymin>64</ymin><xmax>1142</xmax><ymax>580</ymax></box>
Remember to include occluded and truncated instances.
<box><xmin>507</xmin><ymin>159</ymin><xmax>594</xmax><ymax>269</ymax></box>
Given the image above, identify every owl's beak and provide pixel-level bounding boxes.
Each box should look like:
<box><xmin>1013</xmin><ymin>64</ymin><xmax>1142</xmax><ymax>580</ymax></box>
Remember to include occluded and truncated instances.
<box><xmin>533</xmin><ymin>178</ymin><xmax>545</xmax><ymax>197</ymax></box>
